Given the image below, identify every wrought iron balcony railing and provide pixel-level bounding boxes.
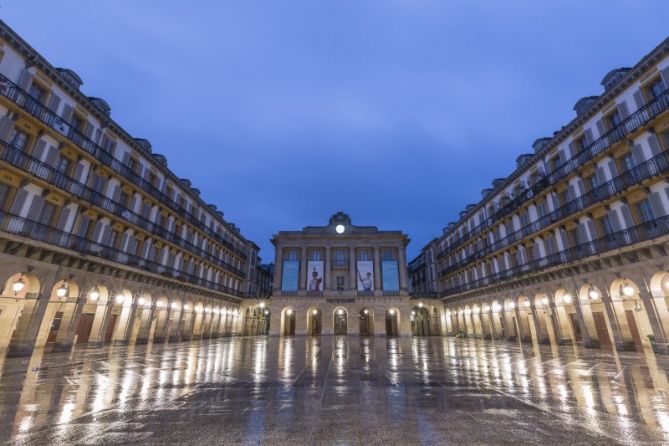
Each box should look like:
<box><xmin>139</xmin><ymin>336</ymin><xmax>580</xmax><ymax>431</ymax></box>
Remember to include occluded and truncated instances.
<box><xmin>0</xmin><ymin>210</ymin><xmax>245</xmax><ymax>298</ymax></box>
<box><xmin>437</xmin><ymin>87</ymin><xmax>669</xmax><ymax>260</ymax></box>
<box><xmin>438</xmin><ymin>149</ymin><xmax>669</xmax><ymax>277</ymax></box>
<box><xmin>442</xmin><ymin>215</ymin><xmax>669</xmax><ymax>298</ymax></box>
<box><xmin>0</xmin><ymin>138</ymin><xmax>246</xmax><ymax>278</ymax></box>
<box><xmin>0</xmin><ymin>74</ymin><xmax>248</xmax><ymax>260</ymax></box>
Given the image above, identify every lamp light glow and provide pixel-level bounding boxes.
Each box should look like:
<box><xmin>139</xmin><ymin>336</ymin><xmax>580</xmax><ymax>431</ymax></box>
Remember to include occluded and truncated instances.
<box><xmin>622</xmin><ymin>284</ymin><xmax>635</xmax><ymax>297</ymax></box>
<box><xmin>12</xmin><ymin>277</ymin><xmax>25</xmax><ymax>293</ymax></box>
<box><xmin>89</xmin><ymin>287</ymin><xmax>100</xmax><ymax>301</ymax></box>
<box><xmin>115</xmin><ymin>295</ymin><xmax>125</xmax><ymax>305</ymax></box>
<box><xmin>56</xmin><ymin>283</ymin><xmax>68</xmax><ymax>298</ymax></box>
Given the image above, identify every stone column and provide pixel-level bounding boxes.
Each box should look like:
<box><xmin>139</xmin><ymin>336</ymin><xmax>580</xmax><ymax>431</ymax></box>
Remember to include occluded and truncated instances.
<box><xmin>299</xmin><ymin>247</ymin><xmax>307</xmax><ymax>291</ymax></box>
<box><xmin>7</xmin><ymin>271</ymin><xmax>58</xmax><ymax>357</ymax></box>
<box><xmin>325</xmin><ymin>247</ymin><xmax>332</xmax><ymax>291</ymax></box>
<box><xmin>398</xmin><ymin>244</ymin><xmax>408</xmax><ymax>291</ymax></box>
<box><xmin>373</xmin><ymin>247</ymin><xmax>381</xmax><ymax>295</ymax></box>
<box><xmin>349</xmin><ymin>247</ymin><xmax>356</xmax><ymax>291</ymax></box>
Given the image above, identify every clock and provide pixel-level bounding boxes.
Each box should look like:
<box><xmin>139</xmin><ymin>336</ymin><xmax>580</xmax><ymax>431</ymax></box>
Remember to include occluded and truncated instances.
<box><xmin>335</xmin><ymin>224</ymin><xmax>346</xmax><ymax>234</ymax></box>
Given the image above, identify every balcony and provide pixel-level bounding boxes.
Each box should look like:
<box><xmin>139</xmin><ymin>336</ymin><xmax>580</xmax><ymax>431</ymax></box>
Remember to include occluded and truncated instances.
<box><xmin>438</xmin><ymin>149</ymin><xmax>669</xmax><ymax>278</ymax></box>
<box><xmin>442</xmin><ymin>215</ymin><xmax>669</xmax><ymax>298</ymax></box>
<box><xmin>437</xmin><ymin>86</ymin><xmax>669</xmax><ymax>260</ymax></box>
<box><xmin>0</xmin><ymin>139</ymin><xmax>246</xmax><ymax>278</ymax></box>
<box><xmin>0</xmin><ymin>74</ymin><xmax>248</xmax><ymax>260</ymax></box>
<box><xmin>0</xmin><ymin>210</ymin><xmax>245</xmax><ymax>298</ymax></box>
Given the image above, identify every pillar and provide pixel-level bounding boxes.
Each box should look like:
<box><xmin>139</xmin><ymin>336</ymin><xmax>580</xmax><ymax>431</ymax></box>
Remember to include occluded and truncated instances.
<box><xmin>373</xmin><ymin>247</ymin><xmax>381</xmax><ymax>295</ymax></box>
<box><xmin>349</xmin><ymin>247</ymin><xmax>356</xmax><ymax>291</ymax></box>
<box><xmin>325</xmin><ymin>247</ymin><xmax>332</xmax><ymax>291</ymax></box>
<box><xmin>299</xmin><ymin>247</ymin><xmax>307</xmax><ymax>291</ymax></box>
<box><xmin>398</xmin><ymin>245</ymin><xmax>408</xmax><ymax>291</ymax></box>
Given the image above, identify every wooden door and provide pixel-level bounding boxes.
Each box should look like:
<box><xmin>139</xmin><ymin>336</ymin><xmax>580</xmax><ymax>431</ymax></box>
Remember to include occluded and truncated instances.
<box><xmin>569</xmin><ymin>313</ymin><xmax>582</xmax><ymax>342</ymax></box>
<box><xmin>625</xmin><ymin>310</ymin><xmax>643</xmax><ymax>350</ymax></box>
<box><xmin>75</xmin><ymin>313</ymin><xmax>95</xmax><ymax>344</ymax></box>
<box><xmin>592</xmin><ymin>311</ymin><xmax>611</xmax><ymax>348</ymax></box>
<box><xmin>334</xmin><ymin>312</ymin><xmax>347</xmax><ymax>335</ymax></box>
<box><xmin>104</xmin><ymin>314</ymin><xmax>117</xmax><ymax>344</ymax></box>
<box><xmin>46</xmin><ymin>311</ymin><xmax>64</xmax><ymax>344</ymax></box>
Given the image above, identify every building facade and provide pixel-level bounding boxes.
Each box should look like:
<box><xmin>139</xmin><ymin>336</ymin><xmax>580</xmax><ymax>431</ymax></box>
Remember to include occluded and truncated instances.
<box><xmin>0</xmin><ymin>20</ymin><xmax>265</xmax><ymax>356</ymax></box>
<box><xmin>412</xmin><ymin>37</ymin><xmax>669</xmax><ymax>352</ymax></box>
<box><xmin>269</xmin><ymin>212</ymin><xmax>436</xmax><ymax>336</ymax></box>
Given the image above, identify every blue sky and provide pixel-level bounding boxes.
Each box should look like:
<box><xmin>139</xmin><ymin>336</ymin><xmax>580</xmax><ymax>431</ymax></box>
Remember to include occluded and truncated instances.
<box><xmin>3</xmin><ymin>1</ymin><xmax>669</xmax><ymax>261</ymax></box>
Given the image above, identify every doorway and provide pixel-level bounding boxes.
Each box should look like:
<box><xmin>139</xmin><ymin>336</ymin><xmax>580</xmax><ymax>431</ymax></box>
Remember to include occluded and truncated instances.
<box><xmin>75</xmin><ymin>313</ymin><xmax>95</xmax><ymax>344</ymax></box>
<box><xmin>386</xmin><ymin>309</ymin><xmax>399</xmax><ymax>336</ymax></box>
<box><xmin>334</xmin><ymin>308</ymin><xmax>347</xmax><ymax>335</ymax></box>
<box><xmin>308</xmin><ymin>309</ymin><xmax>322</xmax><ymax>335</ymax></box>
<box><xmin>359</xmin><ymin>308</ymin><xmax>373</xmax><ymax>336</ymax></box>
<box><xmin>283</xmin><ymin>309</ymin><xmax>296</xmax><ymax>336</ymax></box>
<box><xmin>46</xmin><ymin>311</ymin><xmax>64</xmax><ymax>344</ymax></box>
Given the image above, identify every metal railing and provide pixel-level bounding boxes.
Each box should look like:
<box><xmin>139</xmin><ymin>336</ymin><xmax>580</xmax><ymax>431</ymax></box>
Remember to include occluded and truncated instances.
<box><xmin>438</xmin><ymin>149</ymin><xmax>669</xmax><ymax>277</ymax></box>
<box><xmin>0</xmin><ymin>210</ymin><xmax>245</xmax><ymax>297</ymax></box>
<box><xmin>0</xmin><ymin>138</ymin><xmax>246</xmax><ymax>278</ymax></box>
<box><xmin>437</xmin><ymin>87</ymin><xmax>669</xmax><ymax>260</ymax></box>
<box><xmin>0</xmin><ymin>74</ymin><xmax>248</xmax><ymax>260</ymax></box>
<box><xmin>442</xmin><ymin>215</ymin><xmax>669</xmax><ymax>298</ymax></box>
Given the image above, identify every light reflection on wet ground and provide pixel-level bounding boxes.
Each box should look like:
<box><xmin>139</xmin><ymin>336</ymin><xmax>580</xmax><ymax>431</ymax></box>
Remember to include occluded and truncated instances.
<box><xmin>0</xmin><ymin>336</ymin><xmax>668</xmax><ymax>445</ymax></box>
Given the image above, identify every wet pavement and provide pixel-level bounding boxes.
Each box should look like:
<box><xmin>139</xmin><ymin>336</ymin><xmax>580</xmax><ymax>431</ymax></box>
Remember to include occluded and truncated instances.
<box><xmin>0</xmin><ymin>337</ymin><xmax>668</xmax><ymax>445</ymax></box>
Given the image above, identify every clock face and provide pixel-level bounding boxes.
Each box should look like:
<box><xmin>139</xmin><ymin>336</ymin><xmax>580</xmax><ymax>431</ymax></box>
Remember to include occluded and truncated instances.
<box><xmin>335</xmin><ymin>224</ymin><xmax>346</xmax><ymax>234</ymax></box>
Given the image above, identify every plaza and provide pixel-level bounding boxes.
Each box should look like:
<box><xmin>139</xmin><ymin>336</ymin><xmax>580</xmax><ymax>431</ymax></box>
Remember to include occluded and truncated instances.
<box><xmin>0</xmin><ymin>3</ymin><xmax>668</xmax><ymax>445</ymax></box>
<box><xmin>0</xmin><ymin>336</ymin><xmax>668</xmax><ymax>444</ymax></box>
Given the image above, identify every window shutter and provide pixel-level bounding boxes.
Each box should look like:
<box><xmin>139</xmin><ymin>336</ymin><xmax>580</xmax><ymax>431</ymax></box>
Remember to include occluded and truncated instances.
<box><xmin>660</xmin><ymin>66</ymin><xmax>669</xmax><ymax>90</ymax></box>
<box><xmin>27</xmin><ymin>195</ymin><xmax>45</xmax><ymax>221</ymax></box>
<box><xmin>60</xmin><ymin>103</ymin><xmax>73</xmax><ymax>123</ymax></box>
<box><xmin>91</xmin><ymin>220</ymin><xmax>103</xmax><ymax>242</ymax></box>
<box><xmin>84</xmin><ymin>121</ymin><xmax>94</xmax><ymax>139</ymax></box>
<box><xmin>617</xmin><ymin>101</ymin><xmax>630</xmax><ymax>119</ymax></box>
<box><xmin>595</xmin><ymin>120</ymin><xmax>606</xmax><ymax>137</ymax></box>
<box><xmin>631</xmin><ymin>144</ymin><xmax>646</xmax><ymax>165</ymax></box>
<box><xmin>32</xmin><ymin>139</ymin><xmax>47</xmax><ymax>160</ymax></box>
<box><xmin>73</xmin><ymin>162</ymin><xmax>85</xmax><ymax>182</ymax></box>
<box><xmin>56</xmin><ymin>207</ymin><xmax>71</xmax><ymax>231</ymax></box>
<box><xmin>112</xmin><ymin>185</ymin><xmax>121</xmax><ymax>202</ymax></box>
<box><xmin>121</xmin><ymin>151</ymin><xmax>130</xmax><ymax>165</ymax></box>
<box><xmin>633</xmin><ymin>89</ymin><xmax>645</xmax><ymax>109</ymax></box>
<box><xmin>568</xmin><ymin>141</ymin><xmax>577</xmax><ymax>158</ymax></box>
<box><xmin>586</xmin><ymin>220</ymin><xmax>597</xmax><ymax>240</ymax></box>
<box><xmin>47</xmin><ymin>93</ymin><xmax>61</xmax><ymax>113</ymax></box>
<box><xmin>567</xmin><ymin>184</ymin><xmax>576</xmax><ymax>201</ymax></box>
<box><xmin>17</xmin><ymin>69</ymin><xmax>33</xmax><ymax>90</ymax></box>
<box><xmin>607</xmin><ymin>159</ymin><xmax>618</xmax><ymax>178</ymax></box>
<box><xmin>649</xmin><ymin>192</ymin><xmax>665</xmax><ymax>218</ymax></box>
<box><xmin>647</xmin><ymin>134</ymin><xmax>662</xmax><ymax>156</ymax></box>
<box><xmin>577</xmin><ymin>223</ymin><xmax>588</xmax><ymax>244</ymax></box>
<box><xmin>45</xmin><ymin>145</ymin><xmax>59</xmax><ymax>167</ymax></box>
<box><xmin>9</xmin><ymin>188</ymin><xmax>29</xmax><ymax>215</ymax></box>
<box><xmin>0</xmin><ymin>116</ymin><xmax>15</xmax><ymax>141</ymax></box>
<box><xmin>128</xmin><ymin>196</ymin><xmax>137</xmax><ymax>212</ymax></box>
<box><xmin>93</xmin><ymin>128</ymin><xmax>101</xmax><ymax>144</ymax></box>
<box><xmin>608</xmin><ymin>210</ymin><xmax>622</xmax><ymax>232</ymax></box>
<box><xmin>584</xmin><ymin>129</ymin><xmax>594</xmax><ymax>145</ymax></box>
<box><xmin>101</xmin><ymin>225</ymin><xmax>112</xmax><ymax>245</ymax></box>
<box><xmin>595</xmin><ymin>167</ymin><xmax>607</xmax><ymax>187</ymax></box>
<box><xmin>620</xmin><ymin>204</ymin><xmax>635</xmax><ymax>228</ymax></box>
<box><xmin>576</xmin><ymin>178</ymin><xmax>585</xmax><ymax>196</ymax></box>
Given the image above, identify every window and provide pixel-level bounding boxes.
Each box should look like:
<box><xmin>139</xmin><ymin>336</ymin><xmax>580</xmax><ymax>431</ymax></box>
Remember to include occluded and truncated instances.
<box><xmin>636</xmin><ymin>199</ymin><xmax>655</xmax><ymax>223</ymax></box>
<box><xmin>286</xmin><ymin>250</ymin><xmax>297</xmax><ymax>261</ymax></box>
<box><xmin>109</xmin><ymin>229</ymin><xmax>120</xmax><ymax>248</ymax></box>
<box><xmin>38</xmin><ymin>202</ymin><xmax>56</xmax><ymax>225</ymax></box>
<box><xmin>607</xmin><ymin>109</ymin><xmax>622</xmax><ymax>130</ymax></box>
<box><xmin>119</xmin><ymin>191</ymin><xmax>129</xmax><ymax>207</ymax></box>
<box><xmin>336</xmin><ymin>276</ymin><xmax>345</xmax><ymax>291</ymax></box>
<box><xmin>0</xmin><ymin>183</ymin><xmax>10</xmax><ymax>209</ymax></box>
<box><xmin>9</xmin><ymin>129</ymin><xmax>29</xmax><ymax>151</ymax></box>
<box><xmin>29</xmin><ymin>83</ymin><xmax>46</xmax><ymax>103</ymax></box>
<box><xmin>536</xmin><ymin>202</ymin><xmax>547</xmax><ymax>219</ymax></box>
<box><xmin>76</xmin><ymin>217</ymin><xmax>90</xmax><ymax>238</ymax></box>
<box><xmin>382</xmin><ymin>249</ymin><xmax>394</xmax><ymax>261</ymax></box>
<box><xmin>598</xmin><ymin>215</ymin><xmax>613</xmax><ymax>236</ymax></box>
<box><xmin>56</xmin><ymin>156</ymin><xmax>70</xmax><ymax>174</ymax></box>
<box><xmin>334</xmin><ymin>249</ymin><xmax>346</xmax><ymax>261</ymax></box>
<box><xmin>309</xmin><ymin>250</ymin><xmax>321</xmax><ymax>261</ymax></box>
<box><xmin>70</xmin><ymin>113</ymin><xmax>83</xmax><ymax>131</ymax></box>
<box><xmin>622</xmin><ymin>153</ymin><xmax>636</xmax><ymax>172</ymax></box>
<box><xmin>649</xmin><ymin>78</ymin><xmax>666</xmax><ymax>100</ymax></box>
<box><xmin>357</xmin><ymin>250</ymin><xmax>370</xmax><ymax>261</ymax></box>
<box><xmin>586</xmin><ymin>174</ymin><xmax>598</xmax><ymax>192</ymax></box>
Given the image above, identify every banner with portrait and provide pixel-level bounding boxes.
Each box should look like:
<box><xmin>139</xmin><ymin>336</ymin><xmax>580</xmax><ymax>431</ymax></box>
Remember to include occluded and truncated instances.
<box><xmin>382</xmin><ymin>260</ymin><xmax>400</xmax><ymax>291</ymax></box>
<box><xmin>356</xmin><ymin>260</ymin><xmax>374</xmax><ymax>292</ymax></box>
<box><xmin>281</xmin><ymin>260</ymin><xmax>299</xmax><ymax>292</ymax></box>
<box><xmin>307</xmin><ymin>261</ymin><xmax>324</xmax><ymax>292</ymax></box>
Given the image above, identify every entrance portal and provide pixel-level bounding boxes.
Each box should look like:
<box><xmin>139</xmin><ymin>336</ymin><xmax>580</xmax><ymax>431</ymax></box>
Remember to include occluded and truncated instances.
<box><xmin>282</xmin><ymin>309</ymin><xmax>296</xmax><ymax>336</ymax></box>
<box><xmin>359</xmin><ymin>308</ymin><xmax>373</xmax><ymax>336</ymax></box>
<box><xmin>411</xmin><ymin>306</ymin><xmax>431</xmax><ymax>336</ymax></box>
<box><xmin>334</xmin><ymin>308</ymin><xmax>347</xmax><ymax>335</ymax></box>
<box><xmin>386</xmin><ymin>309</ymin><xmax>399</xmax><ymax>336</ymax></box>
<box><xmin>308</xmin><ymin>308</ymin><xmax>322</xmax><ymax>335</ymax></box>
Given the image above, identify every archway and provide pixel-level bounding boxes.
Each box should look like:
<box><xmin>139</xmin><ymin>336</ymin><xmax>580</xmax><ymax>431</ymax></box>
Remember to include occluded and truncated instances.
<box><xmin>359</xmin><ymin>307</ymin><xmax>374</xmax><ymax>336</ymax></box>
<box><xmin>282</xmin><ymin>307</ymin><xmax>296</xmax><ymax>336</ymax></box>
<box><xmin>307</xmin><ymin>308</ymin><xmax>322</xmax><ymax>335</ymax></box>
<box><xmin>431</xmin><ymin>307</ymin><xmax>442</xmax><ymax>336</ymax></box>
<box><xmin>385</xmin><ymin>308</ymin><xmax>399</xmax><ymax>337</ymax></box>
<box><xmin>334</xmin><ymin>307</ymin><xmax>347</xmax><ymax>335</ymax></box>
<box><xmin>411</xmin><ymin>305</ymin><xmax>431</xmax><ymax>336</ymax></box>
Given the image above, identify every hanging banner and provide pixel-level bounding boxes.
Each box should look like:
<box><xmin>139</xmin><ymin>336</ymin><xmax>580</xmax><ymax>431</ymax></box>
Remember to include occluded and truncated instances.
<box><xmin>356</xmin><ymin>260</ymin><xmax>374</xmax><ymax>292</ymax></box>
<box><xmin>307</xmin><ymin>261</ymin><xmax>324</xmax><ymax>292</ymax></box>
<box><xmin>382</xmin><ymin>260</ymin><xmax>400</xmax><ymax>291</ymax></box>
<box><xmin>281</xmin><ymin>260</ymin><xmax>299</xmax><ymax>292</ymax></box>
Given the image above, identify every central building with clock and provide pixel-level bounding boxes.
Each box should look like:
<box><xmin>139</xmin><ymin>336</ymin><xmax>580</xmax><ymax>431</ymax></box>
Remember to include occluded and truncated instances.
<box><xmin>268</xmin><ymin>212</ymin><xmax>414</xmax><ymax>336</ymax></box>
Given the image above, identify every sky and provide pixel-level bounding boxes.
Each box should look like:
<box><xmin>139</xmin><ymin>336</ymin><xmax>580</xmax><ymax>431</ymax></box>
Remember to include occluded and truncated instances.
<box><xmin>2</xmin><ymin>1</ymin><xmax>669</xmax><ymax>261</ymax></box>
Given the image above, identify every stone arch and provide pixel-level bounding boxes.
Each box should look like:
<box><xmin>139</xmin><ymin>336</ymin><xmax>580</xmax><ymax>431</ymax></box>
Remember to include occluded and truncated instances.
<box><xmin>281</xmin><ymin>306</ymin><xmax>296</xmax><ymax>336</ymax></box>
<box><xmin>411</xmin><ymin>304</ymin><xmax>431</xmax><ymax>336</ymax></box>
<box><xmin>609</xmin><ymin>277</ymin><xmax>652</xmax><ymax>350</ymax></box>
<box><xmin>359</xmin><ymin>307</ymin><xmax>374</xmax><ymax>336</ymax></box>
<box><xmin>333</xmin><ymin>307</ymin><xmax>347</xmax><ymax>335</ymax></box>
<box><xmin>385</xmin><ymin>307</ymin><xmax>400</xmax><ymax>337</ymax></box>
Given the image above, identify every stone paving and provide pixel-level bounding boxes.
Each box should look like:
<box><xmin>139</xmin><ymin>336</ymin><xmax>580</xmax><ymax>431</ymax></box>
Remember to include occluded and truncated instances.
<box><xmin>0</xmin><ymin>336</ymin><xmax>668</xmax><ymax>445</ymax></box>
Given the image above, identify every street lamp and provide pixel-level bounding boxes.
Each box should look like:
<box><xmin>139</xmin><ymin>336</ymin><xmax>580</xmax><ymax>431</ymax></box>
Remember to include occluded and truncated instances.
<box><xmin>12</xmin><ymin>277</ymin><xmax>25</xmax><ymax>294</ymax></box>
<box><xmin>622</xmin><ymin>283</ymin><xmax>635</xmax><ymax>298</ymax></box>
<box><xmin>89</xmin><ymin>287</ymin><xmax>100</xmax><ymax>301</ymax></box>
<box><xmin>56</xmin><ymin>283</ymin><xmax>68</xmax><ymax>298</ymax></box>
<box><xmin>259</xmin><ymin>301</ymin><xmax>266</xmax><ymax>309</ymax></box>
<box><xmin>138</xmin><ymin>297</ymin><xmax>145</xmax><ymax>306</ymax></box>
<box><xmin>562</xmin><ymin>294</ymin><xmax>572</xmax><ymax>304</ymax></box>
<box><xmin>115</xmin><ymin>295</ymin><xmax>125</xmax><ymax>305</ymax></box>
<box><xmin>588</xmin><ymin>288</ymin><xmax>599</xmax><ymax>300</ymax></box>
